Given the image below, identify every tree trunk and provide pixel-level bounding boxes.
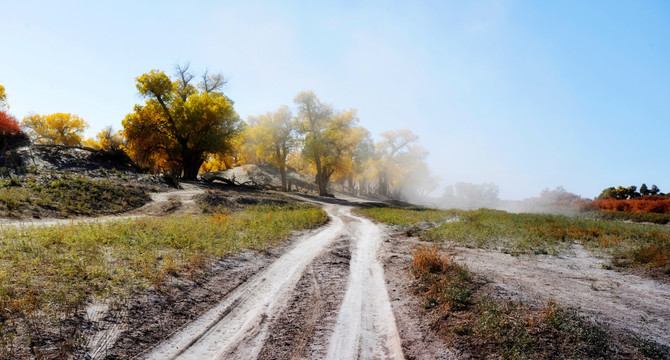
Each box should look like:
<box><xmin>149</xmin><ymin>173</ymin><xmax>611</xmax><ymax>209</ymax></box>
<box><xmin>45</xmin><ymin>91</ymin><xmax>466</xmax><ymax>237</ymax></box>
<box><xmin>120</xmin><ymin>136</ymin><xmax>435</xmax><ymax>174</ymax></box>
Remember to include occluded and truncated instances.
<box><xmin>276</xmin><ymin>147</ymin><xmax>287</xmax><ymax>192</ymax></box>
<box><xmin>378</xmin><ymin>172</ymin><xmax>388</xmax><ymax>197</ymax></box>
<box><xmin>279</xmin><ymin>165</ymin><xmax>287</xmax><ymax>192</ymax></box>
<box><xmin>313</xmin><ymin>154</ymin><xmax>329</xmax><ymax>196</ymax></box>
<box><xmin>182</xmin><ymin>150</ymin><xmax>204</xmax><ymax>180</ymax></box>
<box><xmin>359</xmin><ymin>179</ymin><xmax>367</xmax><ymax>196</ymax></box>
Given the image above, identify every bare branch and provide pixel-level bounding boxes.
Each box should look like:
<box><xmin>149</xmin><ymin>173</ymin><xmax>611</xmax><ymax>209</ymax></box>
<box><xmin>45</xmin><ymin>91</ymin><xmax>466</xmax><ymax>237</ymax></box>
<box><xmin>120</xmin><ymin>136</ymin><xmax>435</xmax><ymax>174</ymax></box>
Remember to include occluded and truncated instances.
<box><xmin>175</xmin><ymin>62</ymin><xmax>194</xmax><ymax>87</ymax></box>
<box><xmin>201</xmin><ymin>70</ymin><xmax>227</xmax><ymax>93</ymax></box>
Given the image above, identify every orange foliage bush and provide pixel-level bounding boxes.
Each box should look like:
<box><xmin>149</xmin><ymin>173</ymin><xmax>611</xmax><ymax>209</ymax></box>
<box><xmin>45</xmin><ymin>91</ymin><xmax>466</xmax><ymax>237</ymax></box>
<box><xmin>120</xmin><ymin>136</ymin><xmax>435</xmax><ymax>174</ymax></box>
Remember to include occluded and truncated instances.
<box><xmin>413</xmin><ymin>246</ymin><xmax>449</xmax><ymax>274</ymax></box>
<box><xmin>591</xmin><ymin>197</ymin><xmax>670</xmax><ymax>214</ymax></box>
<box><xmin>0</xmin><ymin>110</ymin><xmax>21</xmax><ymax>135</ymax></box>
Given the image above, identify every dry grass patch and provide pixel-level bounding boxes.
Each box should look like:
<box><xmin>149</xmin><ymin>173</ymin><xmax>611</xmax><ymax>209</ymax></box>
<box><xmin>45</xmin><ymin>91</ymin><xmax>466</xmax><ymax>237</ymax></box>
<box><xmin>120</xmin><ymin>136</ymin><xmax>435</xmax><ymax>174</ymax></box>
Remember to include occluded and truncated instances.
<box><xmin>411</xmin><ymin>247</ymin><xmax>669</xmax><ymax>359</ymax></box>
<box><xmin>0</xmin><ymin>204</ymin><xmax>327</xmax><ymax>359</ymax></box>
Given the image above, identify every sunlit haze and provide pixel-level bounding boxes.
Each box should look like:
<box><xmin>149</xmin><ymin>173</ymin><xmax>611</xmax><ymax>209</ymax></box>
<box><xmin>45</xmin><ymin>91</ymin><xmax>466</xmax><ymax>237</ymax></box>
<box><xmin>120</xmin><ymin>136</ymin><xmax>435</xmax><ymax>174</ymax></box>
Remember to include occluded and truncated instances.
<box><xmin>2</xmin><ymin>0</ymin><xmax>669</xmax><ymax>200</ymax></box>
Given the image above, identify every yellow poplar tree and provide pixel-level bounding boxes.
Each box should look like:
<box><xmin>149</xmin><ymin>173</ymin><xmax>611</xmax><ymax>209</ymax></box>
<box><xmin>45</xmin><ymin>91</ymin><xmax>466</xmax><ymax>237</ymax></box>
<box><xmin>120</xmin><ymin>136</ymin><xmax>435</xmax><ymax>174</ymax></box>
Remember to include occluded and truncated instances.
<box><xmin>245</xmin><ymin>105</ymin><xmax>297</xmax><ymax>191</ymax></box>
<box><xmin>122</xmin><ymin>65</ymin><xmax>242</xmax><ymax>179</ymax></box>
<box><xmin>0</xmin><ymin>84</ymin><xmax>7</xmax><ymax>109</ymax></box>
<box><xmin>83</xmin><ymin>126</ymin><xmax>125</xmax><ymax>150</ymax></box>
<box><xmin>21</xmin><ymin>113</ymin><xmax>89</xmax><ymax>146</ymax></box>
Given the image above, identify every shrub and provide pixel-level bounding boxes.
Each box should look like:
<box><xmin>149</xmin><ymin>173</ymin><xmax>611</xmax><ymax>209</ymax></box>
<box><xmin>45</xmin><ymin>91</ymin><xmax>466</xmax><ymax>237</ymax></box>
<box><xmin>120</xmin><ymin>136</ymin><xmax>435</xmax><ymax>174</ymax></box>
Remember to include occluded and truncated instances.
<box><xmin>0</xmin><ymin>110</ymin><xmax>21</xmax><ymax>135</ymax></box>
<box><xmin>413</xmin><ymin>246</ymin><xmax>473</xmax><ymax>311</ymax></box>
<box><xmin>592</xmin><ymin>198</ymin><xmax>670</xmax><ymax>214</ymax></box>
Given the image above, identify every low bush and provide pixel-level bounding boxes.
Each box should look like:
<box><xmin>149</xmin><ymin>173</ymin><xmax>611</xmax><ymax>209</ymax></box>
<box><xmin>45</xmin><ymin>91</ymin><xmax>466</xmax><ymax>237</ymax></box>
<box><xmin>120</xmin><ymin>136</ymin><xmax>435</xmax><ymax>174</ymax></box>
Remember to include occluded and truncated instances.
<box><xmin>592</xmin><ymin>198</ymin><xmax>670</xmax><ymax>214</ymax></box>
<box><xmin>412</xmin><ymin>246</ymin><xmax>473</xmax><ymax>311</ymax></box>
<box><xmin>0</xmin><ymin>110</ymin><xmax>21</xmax><ymax>135</ymax></box>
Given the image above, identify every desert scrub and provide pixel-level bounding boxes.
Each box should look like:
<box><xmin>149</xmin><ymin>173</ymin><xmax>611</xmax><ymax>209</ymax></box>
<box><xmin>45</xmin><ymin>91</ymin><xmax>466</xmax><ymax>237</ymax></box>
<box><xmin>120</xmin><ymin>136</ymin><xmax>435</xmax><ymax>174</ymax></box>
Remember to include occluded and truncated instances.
<box><xmin>355</xmin><ymin>207</ymin><xmax>461</xmax><ymax>228</ymax></box>
<box><xmin>0</xmin><ymin>203</ymin><xmax>326</xmax><ymax>358</ymax></box>
<box><xmin>0</xmin><ymin>173</ymin><xmax>150</xmax><ymax>217</ymax></box>
<box><xmin>411</xmin><ymin>247</ymin><xmax>663</xmax><ymax>359</ymax></box>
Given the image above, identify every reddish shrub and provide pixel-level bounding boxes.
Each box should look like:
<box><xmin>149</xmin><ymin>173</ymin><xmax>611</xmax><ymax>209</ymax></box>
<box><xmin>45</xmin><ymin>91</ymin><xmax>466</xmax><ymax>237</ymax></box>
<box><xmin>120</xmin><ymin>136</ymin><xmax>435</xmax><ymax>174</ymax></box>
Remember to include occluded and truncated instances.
<box><xmin>591</xmin><ymin>198</ymin><xmax>670</xmax><ymax>214</ymax></box>
<box><xmin>0</xmin><ymin>110</ymin><xmax>21</xmax><ymax>135</ymax></box>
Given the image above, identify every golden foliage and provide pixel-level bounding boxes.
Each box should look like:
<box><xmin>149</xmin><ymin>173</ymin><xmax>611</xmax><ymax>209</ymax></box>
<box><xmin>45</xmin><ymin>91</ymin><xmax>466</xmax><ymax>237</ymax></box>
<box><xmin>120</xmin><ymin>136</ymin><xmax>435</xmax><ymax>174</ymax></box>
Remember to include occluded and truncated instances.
<box><xmin>21</xmin><ymin>113</ymin><xmax>88</xmax><ymax>146</ymax></box>
<box><xmin>122</xmin><ymin>68</ymin><xmax>242</xmax><ymax>178</ymax></box>
<box><xmin>0</xmin><ymin>84</ymin><xmax>7</xmax><ymax>109</ymax></box>
<box><xmin>83</xmin><ymin>126</ymin><xmax>125</xmax><ymax>150</ymax></box>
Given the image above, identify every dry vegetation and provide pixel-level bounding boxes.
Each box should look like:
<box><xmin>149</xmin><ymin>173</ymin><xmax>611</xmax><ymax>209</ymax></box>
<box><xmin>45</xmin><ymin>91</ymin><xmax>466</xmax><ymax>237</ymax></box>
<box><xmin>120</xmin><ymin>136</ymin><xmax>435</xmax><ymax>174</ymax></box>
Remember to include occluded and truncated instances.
<box><xmin>592</xmin><ymin>197</ymin><xmax>670</xmax><ymax>214</ymax></box>
<box><xmin>0</xmin><ymin>204</ymin><xmax>327</xmax><ymax>359</ymax></box>
<box><xmin>411</xmin><ymin>246</ymin><xmax>670</xmax><ymax>359</ymax></box>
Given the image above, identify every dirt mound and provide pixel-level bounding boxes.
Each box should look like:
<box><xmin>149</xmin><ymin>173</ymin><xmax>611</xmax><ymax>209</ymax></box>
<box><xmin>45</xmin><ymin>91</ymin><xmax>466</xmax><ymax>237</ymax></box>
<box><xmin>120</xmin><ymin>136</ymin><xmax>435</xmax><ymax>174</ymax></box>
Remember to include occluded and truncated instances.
<box><xmin>5</xmin><ymin>144</ymin><xmax>140</xmax><ymax>174</ymax></box>
<box><xmin>0</xmin><ymin>144</ymin><xmax>176</xmax><ymax>221</ymax></box>
<box><xmin>197</xmin><ymin>188</ymin><xmax>293</xmax><ymax>212</ymax></box>
<box><xmin>201</xmin><ymin>164</ymin><xmax>316</xmax><ymax>192</ymax></box>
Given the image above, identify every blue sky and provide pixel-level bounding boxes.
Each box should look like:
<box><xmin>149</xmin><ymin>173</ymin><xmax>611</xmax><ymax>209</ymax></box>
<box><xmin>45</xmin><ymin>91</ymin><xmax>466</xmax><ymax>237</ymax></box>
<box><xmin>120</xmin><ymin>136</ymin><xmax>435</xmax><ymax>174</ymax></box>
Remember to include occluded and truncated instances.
<box><xmin>2</xmin><ymin>0</ymin><xmax>669</xmax><ymax>199</ymax></box>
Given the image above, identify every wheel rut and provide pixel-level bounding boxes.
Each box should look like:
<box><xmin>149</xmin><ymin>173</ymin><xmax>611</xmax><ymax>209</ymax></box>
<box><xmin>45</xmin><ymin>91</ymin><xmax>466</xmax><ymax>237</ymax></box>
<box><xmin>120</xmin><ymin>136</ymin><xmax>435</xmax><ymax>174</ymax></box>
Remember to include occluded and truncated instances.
<box><xmin>140</xmin><ymin>204</ymin><xmax>404</xmax><ymax>360</ymax></box>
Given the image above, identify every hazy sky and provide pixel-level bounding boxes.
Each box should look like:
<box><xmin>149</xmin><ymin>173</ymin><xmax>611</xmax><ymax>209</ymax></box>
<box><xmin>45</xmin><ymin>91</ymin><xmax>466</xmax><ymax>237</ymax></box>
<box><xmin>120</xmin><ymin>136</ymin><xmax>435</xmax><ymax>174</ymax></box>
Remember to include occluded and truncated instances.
<box><xmin>2</xmin><ymin>0</ymin><xmax>669</xmax><ymax>199</ymax></box>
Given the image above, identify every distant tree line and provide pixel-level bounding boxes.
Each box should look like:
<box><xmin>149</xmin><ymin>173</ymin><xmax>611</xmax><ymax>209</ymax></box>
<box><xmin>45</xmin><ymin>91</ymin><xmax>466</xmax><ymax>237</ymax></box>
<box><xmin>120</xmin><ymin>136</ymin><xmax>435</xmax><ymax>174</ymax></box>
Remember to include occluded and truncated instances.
<box><xmin>1</xmin><ymin>65</ymin><xmax>436</xmax><ymax>200</ymax></box>
<box><xmin>596</xmin><ymin>184</ymin><xmax>664</xmax><ymax>200</ymax></box>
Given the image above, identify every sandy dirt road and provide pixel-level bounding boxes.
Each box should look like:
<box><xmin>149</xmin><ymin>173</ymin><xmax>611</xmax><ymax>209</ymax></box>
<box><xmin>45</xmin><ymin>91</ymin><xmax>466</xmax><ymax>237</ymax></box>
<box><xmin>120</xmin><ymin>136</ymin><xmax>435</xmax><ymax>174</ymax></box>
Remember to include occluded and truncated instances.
<box><xmin>141</xmin><ymin>203</ymin><xmax>404</xmax><ymax>360</ymax></box>
<box><xmin>0</xmin><ymin>182</ymin><xmax>208</xmax><ymax>228</ymax></box>
<box><xmin>451</xmin><ymin>245</ymin><xmax>670</xmax><ymax>347</ymax></box>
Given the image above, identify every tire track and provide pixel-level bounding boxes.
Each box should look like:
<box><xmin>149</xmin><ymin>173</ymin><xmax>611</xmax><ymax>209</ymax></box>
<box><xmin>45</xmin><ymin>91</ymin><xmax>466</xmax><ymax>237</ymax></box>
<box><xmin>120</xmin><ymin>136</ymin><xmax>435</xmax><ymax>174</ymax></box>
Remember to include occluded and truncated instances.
<box><xmin>256</xmin><ymin>240</ymin><xmax>351</xmax><ymax>360</ymax></box>
<box><xmin>326</xmin><ymin>210</ymin><xmax>404</xmax><ymax>360</ymax></box>
<box><xmin>142</xmin><ymin>204</ymin><xmax>346</xmax><ymax>359</ymax></box>
<box><xmin>140</xmin><ymin>203</ymin><xmax>404</xmax><ymax>360</ymax></box>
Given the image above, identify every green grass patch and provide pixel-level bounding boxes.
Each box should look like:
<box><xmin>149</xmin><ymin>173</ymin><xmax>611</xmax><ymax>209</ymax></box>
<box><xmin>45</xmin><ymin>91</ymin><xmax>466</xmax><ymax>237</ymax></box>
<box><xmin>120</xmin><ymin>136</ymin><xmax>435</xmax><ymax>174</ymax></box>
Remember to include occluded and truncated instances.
<box><xmin>0</xmin><ymin>204</ymin><xmax>327</xmax><ymax>357</ymax></box>
<box><xmin>361</xmin><ymin>207</ymin><xmax>670</xmax><ymax>269</ymax></box>
<box><xmin>581</xmin><ymin>210</ymin><xmax>670</xmax><ymax>225</ymax></box>
<box><xmin>0</xmin><ymin>174</ymin><xmax>149</xmax><ymax>217</ymax></box>
<box><xmin>355</xmin><ymin>207</ymin><xmax>461</xmax><ymax>228</ymax></box>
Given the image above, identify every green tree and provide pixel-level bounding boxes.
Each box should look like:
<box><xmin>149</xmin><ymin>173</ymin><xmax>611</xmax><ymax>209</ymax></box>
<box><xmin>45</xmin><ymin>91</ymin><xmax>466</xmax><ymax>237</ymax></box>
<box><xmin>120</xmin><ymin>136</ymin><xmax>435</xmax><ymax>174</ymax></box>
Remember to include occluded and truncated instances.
<box><xmin>627</xmin><ymin>185</ymin><xmax>640</xmax><ymax>199</ymax></box>
<box><xmin>596</xmin><ymin>187</ymin><xmax>617</xmax><ymax>200</ymax></box>
<box><xmin>640</xmin><ymin>183</ymin><xmax>650</xmax><ymax>196</ymax></box>
<box><xmin>597</xmin><ymin>185</ymin><xmax>643</xmax><ymax>200</ymax></box>
<box><xmin>122</xmin><ymin>64</ymin><xmax>242</xmax><ymax>179</ymax></box>
<box><xmin>246</xmin><ymin>105</ymin><xmax>298</xmax><ymax>191</ymax></box>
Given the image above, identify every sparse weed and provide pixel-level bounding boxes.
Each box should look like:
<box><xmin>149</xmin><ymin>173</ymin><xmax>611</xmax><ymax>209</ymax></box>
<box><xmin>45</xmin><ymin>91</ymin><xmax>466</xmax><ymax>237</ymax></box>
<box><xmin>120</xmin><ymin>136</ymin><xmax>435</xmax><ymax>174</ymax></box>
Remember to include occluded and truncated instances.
<box><xmin>411</xmin><ymin>248</ymin><xmax>632</xmax><ymax>359</ymax></box>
